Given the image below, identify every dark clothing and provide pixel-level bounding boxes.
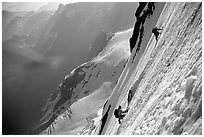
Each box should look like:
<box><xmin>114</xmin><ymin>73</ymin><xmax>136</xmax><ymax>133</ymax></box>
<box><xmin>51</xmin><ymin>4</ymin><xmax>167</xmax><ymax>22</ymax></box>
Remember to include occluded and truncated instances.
<box><xmin>114</xmin><ymin>106</ymin><xmax>129</xmax><ymax>124</ymax></box>
<box><xmin>152</xmin><ymin>27</ymin><xmax>162</xmax><ymax>41</ymax></box>
<box><xmin>118</xmin><ymin>114</ymin><xmax>125</xmax><ymax>124</ymax></box>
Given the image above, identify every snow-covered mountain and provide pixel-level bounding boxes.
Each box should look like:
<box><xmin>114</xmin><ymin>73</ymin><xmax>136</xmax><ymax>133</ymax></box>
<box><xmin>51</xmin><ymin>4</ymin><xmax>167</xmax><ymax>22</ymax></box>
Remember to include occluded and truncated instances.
<box><xmin>32</xmin><ymin>28</ymin><xmax>133</xmax><ymax>135</ymax></box>
<box><xmin>2</xmin><ymin>2</ymin><xmax>201</xmax><ymax>135</ymax></box>
<box><xmin>36</xmin><ymin>2</ymin><xmax>202</xmax><ymax>135</ymax></box>
<box><xmin>2</xmin><ymin>10</ymin><xmax>54</xmax><ymax>42</ymax></box>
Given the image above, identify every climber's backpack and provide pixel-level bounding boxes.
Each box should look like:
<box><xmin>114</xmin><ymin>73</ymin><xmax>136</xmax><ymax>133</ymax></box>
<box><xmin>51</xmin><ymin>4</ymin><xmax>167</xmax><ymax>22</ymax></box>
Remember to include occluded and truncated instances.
<box><xmin>114</xmin><ymin>109</ymin><xmax>119</xmax><ymax>118</ymax></box>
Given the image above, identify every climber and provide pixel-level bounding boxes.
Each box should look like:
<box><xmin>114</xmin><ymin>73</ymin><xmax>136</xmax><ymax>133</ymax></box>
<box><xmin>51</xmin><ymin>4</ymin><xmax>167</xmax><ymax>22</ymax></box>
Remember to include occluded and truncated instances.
<box><xmin>114</xmin><ymin>106</ymin><xmax>129</xmax><ymax>124</ymax></box>
<box><xmin>152</xmin><ymin>27</ymin><xmax>163</xmax><ymax>41</ymax></box>
<box><xmin>127</xmin><ymin>89</ymin><xmax>133</xmax><ymax>106</ymax></box>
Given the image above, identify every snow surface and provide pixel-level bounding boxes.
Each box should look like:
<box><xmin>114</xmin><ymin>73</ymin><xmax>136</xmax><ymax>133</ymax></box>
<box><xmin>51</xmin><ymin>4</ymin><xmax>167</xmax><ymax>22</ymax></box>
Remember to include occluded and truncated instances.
<box><xmin>101</xmin><ymin>2</ymin><xmax>202</xmax><ymax>135</ymax></box>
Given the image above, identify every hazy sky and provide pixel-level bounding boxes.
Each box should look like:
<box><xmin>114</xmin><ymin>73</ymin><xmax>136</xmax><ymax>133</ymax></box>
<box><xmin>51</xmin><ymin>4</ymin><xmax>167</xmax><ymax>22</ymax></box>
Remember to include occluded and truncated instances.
<box><xmin>2</xmin><ymin>2</ymin><xmax>72</xmax><ymax>12</ymax></box>
<box><xmin>3</xmin><ymin>2</ymin><xmax>48</xmax><ymax>11</ymax></box>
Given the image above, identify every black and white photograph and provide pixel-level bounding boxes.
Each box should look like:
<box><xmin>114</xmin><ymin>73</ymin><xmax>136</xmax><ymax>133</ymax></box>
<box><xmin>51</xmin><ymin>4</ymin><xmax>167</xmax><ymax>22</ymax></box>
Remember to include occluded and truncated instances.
<box><xmin>1</xmin><ymin>1</ymin><xmax>202</xmax><ymax>135</ymax></box>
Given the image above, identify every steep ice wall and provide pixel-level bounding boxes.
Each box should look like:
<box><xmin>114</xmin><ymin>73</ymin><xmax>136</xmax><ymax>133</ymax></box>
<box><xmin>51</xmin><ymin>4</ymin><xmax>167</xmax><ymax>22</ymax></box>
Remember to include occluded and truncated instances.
<box><xmin>101</xmin><ymin>2</ymin><xmax>201</xmax><ymax>135</ymax></box>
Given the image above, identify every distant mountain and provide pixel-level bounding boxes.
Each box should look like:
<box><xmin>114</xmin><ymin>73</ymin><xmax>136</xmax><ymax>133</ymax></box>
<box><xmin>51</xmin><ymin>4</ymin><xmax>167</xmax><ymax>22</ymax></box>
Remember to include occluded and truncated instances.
<box><xmin>2</xmin><ymin>10</ymin><xmax>54</xmax><ymax>41</ymax></box>
<box><xmin>34</xmin><ymin>2</ymin><xmax>137</xmax><ymax>83</ymax></box>
<box><xmin>2</xmin><ymin>2</ymin><xmax>48</xmax><ymax>12</ymax></box>
<box><xmin>2</xmin><ymin>10</ymin><xmax>28</xmax><ymax>39</ymax></box>
<box><xmin>38</xmin><ymin>2</ymin><xmax>61</xmax><ymax>12</ymax></box>
<box><xmin>33</xmin><ymin>28</ymin><xmax>132</xmax><ymax>135</ymax></box>
<box><xmin>88</xmin><ymin>30</ymin><xmax>114</xmax><ymax>60</ymax></box>
<box><xmin>2</xmin><ymin>2</ymin><xmax>137</xmax><ymax>135</ymax></box>
<box><xmin>2</xmin><ymin>11</ymin><xmax>17</xmax><ymax>32</ymax></box>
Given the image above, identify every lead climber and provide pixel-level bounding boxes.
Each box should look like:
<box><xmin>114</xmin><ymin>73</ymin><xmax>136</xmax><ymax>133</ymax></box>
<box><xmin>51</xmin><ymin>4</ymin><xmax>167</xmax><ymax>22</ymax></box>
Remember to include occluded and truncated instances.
<box><xmin>114</xmin><ymin>106</ymin><xmax>129</xmax><ymax>124</ymax></box>
<box><xmin>152</xmin><ymin>27</ymin><xmax>163</xmax><ymax>41</ymax></box>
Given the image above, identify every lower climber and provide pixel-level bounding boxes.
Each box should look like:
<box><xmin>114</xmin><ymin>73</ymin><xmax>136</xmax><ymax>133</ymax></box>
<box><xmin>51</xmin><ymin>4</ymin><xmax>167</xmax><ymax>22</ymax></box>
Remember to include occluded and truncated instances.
<box><xmin>114</xmin><ymin>106</ymin><xmax>129</xmax><ymax>124</ymax></box>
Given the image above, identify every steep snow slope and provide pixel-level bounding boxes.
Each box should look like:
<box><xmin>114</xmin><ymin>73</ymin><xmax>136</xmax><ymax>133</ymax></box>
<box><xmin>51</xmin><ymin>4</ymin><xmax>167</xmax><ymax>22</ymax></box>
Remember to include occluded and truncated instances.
<box><xmin>99</xmin><ymin>2</ymin><xmax>166</xmax><ymax>135</ymax></box>
<box><xmin>33</xmin><ymin>28</ymin><xmax>133</xmax><ymax>134</ymax></box>
<box><xmin>101</xmin><ymin>2</ymin><xmax>201</xmax><ymax>135</ymax></box>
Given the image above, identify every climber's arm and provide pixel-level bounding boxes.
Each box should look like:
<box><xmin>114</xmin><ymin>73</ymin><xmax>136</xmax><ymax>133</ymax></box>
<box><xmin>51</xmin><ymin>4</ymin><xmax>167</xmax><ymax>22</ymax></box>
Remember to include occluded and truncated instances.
<box><xmin>121</xmin><ymin>108</ymin><xmax>129</xmax><ymax>113</ymax></box>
